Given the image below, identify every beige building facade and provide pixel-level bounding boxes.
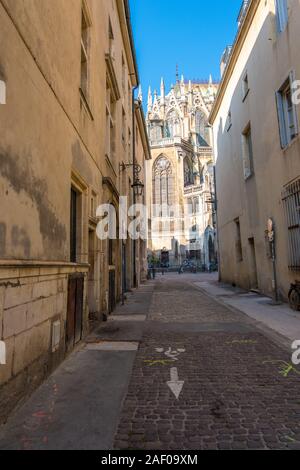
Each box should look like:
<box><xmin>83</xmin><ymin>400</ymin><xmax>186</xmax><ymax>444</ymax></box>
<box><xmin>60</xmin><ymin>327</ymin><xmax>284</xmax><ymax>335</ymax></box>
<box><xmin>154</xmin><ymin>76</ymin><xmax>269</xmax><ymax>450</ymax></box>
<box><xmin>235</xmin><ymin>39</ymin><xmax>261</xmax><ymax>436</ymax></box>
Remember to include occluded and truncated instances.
<box><xmin>145</xmin><ymin>77</ymin><xmax>218</xmax><ymax>268</ymax></box>
<box><xmin>210</xmin><ymin>0</ymin><xmax>300</xmax><ymax>299</ymax></box>
<box><xmin>0</xmin><ymin>0</ymin><xmax>149</xmax><ymax>421</ymax></box>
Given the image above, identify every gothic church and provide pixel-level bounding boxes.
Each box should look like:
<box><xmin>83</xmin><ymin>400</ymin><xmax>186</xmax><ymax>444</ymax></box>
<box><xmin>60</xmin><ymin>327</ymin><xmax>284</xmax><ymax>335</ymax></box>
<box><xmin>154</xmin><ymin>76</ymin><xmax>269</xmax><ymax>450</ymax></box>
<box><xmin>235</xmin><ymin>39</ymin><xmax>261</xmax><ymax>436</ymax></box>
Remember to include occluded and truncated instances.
<box><xmin>144</xmin><ymin>75</ymin><xmax>218</xmax><ymax>268</ymax></box>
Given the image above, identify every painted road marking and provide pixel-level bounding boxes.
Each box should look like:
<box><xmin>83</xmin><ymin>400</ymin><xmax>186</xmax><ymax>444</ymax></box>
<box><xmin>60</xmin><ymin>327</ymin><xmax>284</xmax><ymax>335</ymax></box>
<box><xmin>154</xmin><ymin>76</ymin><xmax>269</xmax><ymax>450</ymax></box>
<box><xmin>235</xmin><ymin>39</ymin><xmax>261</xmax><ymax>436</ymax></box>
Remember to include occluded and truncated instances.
<box><xmin>167</xmin><ymin>367</ymin><xmax>184</xmax><ymax>400</ymax></box>
<box><xmin>263</xmin><ymin>360</ymin><xmax>300</xmax><ymax>377</ymax></box>
<box><xmin>155</xmin><ymin>347</ymin><xmax>186</xmax><ymax>361</ymax></box>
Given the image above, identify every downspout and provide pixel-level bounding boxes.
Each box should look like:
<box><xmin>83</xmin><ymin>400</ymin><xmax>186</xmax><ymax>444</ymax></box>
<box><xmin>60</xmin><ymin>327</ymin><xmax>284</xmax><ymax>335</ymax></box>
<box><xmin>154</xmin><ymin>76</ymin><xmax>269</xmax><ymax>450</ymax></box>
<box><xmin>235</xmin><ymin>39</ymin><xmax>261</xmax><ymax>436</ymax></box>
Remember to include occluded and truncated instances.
<box><xmin>211</xmin><ymin>125</ymin><xmax>222</xmax><ymax>282</ymax></box>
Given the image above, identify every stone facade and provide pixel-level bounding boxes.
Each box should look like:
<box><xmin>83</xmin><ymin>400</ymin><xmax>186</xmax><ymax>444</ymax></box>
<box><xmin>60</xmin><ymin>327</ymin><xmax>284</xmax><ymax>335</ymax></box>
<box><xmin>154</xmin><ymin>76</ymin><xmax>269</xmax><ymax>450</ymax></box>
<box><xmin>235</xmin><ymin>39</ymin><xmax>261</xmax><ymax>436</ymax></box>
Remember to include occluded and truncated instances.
<box><xmin>0</xmin><ymin>0</ymin><xmax>149</xmax><ymax>421</ymax></box>
<box><xmin>145</xmin><ymin>77</ymin><xmax>218</xmax><ymax>268</ymax></box>
<box><xmin>210</xmin><ymin>0</ymin><xmax>300</xmax><ymax>299</ymax></box>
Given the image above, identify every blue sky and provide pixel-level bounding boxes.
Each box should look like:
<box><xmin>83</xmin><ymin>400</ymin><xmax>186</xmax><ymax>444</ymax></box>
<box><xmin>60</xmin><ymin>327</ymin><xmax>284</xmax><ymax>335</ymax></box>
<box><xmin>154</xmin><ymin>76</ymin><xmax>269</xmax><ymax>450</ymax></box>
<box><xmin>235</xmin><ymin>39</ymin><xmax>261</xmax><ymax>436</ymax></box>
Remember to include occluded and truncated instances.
<box><xmin>130</xmin><ymin>0</ymin><xmax>242</xmax><ymax>95</ymax></box>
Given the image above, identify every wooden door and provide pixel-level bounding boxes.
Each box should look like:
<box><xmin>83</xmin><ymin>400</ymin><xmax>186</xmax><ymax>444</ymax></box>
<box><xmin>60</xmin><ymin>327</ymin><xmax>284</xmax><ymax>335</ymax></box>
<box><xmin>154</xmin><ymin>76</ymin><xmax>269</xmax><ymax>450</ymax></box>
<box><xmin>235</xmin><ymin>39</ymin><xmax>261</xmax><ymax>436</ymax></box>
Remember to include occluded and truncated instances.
<box><xmin>66</xmin><ymin>274</ymin><xmax>84</xmax><ymax>351</ymax></box>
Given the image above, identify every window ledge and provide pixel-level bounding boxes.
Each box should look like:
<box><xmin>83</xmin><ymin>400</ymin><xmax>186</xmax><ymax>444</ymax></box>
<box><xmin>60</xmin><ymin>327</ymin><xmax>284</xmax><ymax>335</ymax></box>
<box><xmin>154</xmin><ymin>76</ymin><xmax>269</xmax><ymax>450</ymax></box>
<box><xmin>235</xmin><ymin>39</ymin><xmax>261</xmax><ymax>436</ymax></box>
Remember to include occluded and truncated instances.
<box><xmin>282</xmin><ymin>134</ymin><xmax>300</xmax><ymax>153</ymax></box>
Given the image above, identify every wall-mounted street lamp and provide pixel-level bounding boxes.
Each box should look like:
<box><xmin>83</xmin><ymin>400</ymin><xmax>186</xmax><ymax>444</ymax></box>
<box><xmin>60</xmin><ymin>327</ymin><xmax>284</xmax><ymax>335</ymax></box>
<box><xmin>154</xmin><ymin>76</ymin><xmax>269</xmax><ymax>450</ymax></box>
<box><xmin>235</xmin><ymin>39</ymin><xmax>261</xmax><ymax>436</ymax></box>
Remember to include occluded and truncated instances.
<box><xmin>131</xmin><ymin>178</ymin><xmax>144</xmax><ymax>197</ymax></box>
<box><xmin>120</xmin><ymin>162</ymin><xmax>144</xmax><ymax>198</ymax></box>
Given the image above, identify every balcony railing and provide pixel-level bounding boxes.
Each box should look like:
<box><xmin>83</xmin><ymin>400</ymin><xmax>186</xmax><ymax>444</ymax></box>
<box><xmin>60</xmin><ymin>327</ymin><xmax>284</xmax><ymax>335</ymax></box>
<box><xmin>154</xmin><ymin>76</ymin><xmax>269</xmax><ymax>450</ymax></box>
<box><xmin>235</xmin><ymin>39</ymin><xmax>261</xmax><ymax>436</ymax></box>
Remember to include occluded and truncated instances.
<box><xmin>237</xmin><ymin>0</ymin><xmax>251</xmax><ymax>29</ymax></box>
<box><xmin>150</xmin><ymin>136</ymin><xmax>183</xmax><ymax>147</ymax></box>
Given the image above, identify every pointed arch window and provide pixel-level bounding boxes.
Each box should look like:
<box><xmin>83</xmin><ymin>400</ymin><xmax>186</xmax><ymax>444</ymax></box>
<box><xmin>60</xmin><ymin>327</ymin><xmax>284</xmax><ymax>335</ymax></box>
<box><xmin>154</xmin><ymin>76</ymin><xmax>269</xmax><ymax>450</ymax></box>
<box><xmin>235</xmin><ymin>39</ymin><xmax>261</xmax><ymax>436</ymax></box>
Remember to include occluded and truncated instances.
<box><xmin>152</xmin><ymin>156</ymin><xmax>175</xmax><ymax>210</ymax></box>
<box><xmin>166</xmin><ymin>110</ymin><xmax>181</xmax><ymax>138</ymax></box>
<box><xmin>195</xmin><ymin>109</ymin><xmax>209</xmax><ymax>146</ymax></box>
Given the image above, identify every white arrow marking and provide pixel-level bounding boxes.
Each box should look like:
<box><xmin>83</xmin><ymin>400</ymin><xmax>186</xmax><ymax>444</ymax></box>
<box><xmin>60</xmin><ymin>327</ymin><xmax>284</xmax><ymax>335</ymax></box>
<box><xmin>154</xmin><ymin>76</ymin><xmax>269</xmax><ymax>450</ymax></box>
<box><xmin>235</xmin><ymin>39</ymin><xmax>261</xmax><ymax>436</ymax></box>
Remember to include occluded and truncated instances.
<box><xmin>167</xmin><ymin>367</ymin><xmax>184</xmax><ymax>400</ymax></box>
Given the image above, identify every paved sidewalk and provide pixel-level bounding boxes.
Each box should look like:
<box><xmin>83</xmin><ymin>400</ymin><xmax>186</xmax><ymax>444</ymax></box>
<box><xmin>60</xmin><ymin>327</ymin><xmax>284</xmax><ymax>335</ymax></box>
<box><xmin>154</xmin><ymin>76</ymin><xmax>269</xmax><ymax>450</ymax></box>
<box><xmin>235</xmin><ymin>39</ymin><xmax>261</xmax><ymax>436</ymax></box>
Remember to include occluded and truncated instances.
<box><xmin>194</xmin><ymin>276</ymin><xmax>300</xmax><ymax>348</ymax></box>
<box><xmin>0</xmin><ymin>283</ymin><xmax>154</xmax><ymax>450</ymax></box>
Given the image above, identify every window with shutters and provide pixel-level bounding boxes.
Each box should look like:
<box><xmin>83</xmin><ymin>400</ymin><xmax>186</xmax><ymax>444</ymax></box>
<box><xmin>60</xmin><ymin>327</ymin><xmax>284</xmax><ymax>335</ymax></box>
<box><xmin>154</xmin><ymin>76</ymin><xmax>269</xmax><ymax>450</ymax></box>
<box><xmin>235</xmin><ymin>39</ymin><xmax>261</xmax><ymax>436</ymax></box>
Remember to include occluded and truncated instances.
<box><xmin>276</xmin><ymin>73</ymin><xmax>299</xmax><ymax>149</ymax></box>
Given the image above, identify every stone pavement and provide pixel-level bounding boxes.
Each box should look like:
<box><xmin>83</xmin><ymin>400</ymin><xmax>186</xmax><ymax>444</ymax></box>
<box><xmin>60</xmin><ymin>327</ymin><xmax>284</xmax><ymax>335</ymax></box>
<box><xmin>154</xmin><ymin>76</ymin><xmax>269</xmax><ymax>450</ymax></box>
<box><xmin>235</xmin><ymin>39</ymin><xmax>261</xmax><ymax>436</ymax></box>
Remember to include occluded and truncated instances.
<box><xmin>1</xmin><ymin>273</ymin><xmax>300</xmax><ymax>450</ymax></box>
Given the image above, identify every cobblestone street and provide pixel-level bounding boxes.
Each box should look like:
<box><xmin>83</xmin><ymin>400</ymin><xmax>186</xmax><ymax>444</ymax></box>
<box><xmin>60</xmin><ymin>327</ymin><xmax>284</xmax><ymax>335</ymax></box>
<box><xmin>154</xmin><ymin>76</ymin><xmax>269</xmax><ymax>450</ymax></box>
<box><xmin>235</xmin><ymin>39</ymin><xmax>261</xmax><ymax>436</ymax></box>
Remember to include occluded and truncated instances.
<box><xmin>114</xmin><ymin>274</ymin><xmax>300</xmax><ymax>451</ymax></box>
<box><xmin>1</xmin><ymin>273</ymin><xmax>300</xmax><ymax>450</ymax></box>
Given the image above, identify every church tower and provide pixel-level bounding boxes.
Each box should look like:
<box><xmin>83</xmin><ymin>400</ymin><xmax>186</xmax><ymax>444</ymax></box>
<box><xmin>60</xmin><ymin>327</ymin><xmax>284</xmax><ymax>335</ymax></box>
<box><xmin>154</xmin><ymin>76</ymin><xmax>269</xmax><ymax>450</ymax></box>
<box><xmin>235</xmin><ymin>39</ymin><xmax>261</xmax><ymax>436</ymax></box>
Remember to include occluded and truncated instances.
<box><xmin>144</xmin><ymin>75</ymin><xmax>219</xmax><ymax>269</ymax></box>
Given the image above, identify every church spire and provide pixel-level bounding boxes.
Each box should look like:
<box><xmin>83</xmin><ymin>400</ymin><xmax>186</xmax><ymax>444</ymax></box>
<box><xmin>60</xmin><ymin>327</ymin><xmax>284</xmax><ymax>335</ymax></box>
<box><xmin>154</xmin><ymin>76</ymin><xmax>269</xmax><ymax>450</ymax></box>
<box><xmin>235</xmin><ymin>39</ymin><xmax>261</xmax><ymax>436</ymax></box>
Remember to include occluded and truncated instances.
<box><xmin>180</xmin><ymin>74</ymin><xmax>185</xmax><ymax>96</ymax></box>
<box><xmin>147</xmin><ymin>86</ymin><xmax>153</xmax><ymax>112</ymax></box>
<box><xmin>176</xmin><ymin>64</ymin><xmax>179</xmax><ymax>83</ymax></box>
<box><xmin>160</xmin><ymin>77</ymin><xmax>165</xmax><ymax>107</ymax></box>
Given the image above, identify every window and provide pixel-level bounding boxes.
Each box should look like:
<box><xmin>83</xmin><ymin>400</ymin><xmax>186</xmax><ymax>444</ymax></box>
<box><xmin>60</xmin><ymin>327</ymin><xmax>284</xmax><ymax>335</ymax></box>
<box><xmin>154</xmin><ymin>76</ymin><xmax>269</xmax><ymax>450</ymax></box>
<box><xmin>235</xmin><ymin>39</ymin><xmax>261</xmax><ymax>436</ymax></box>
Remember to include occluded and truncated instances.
<box><xmin>241</xmin><ymin>123</ymin><xmax>254</xmax><ymax>180</ymax></box>
<box><xmin>242</xmin><ymin>73</ymin><xmax>249</xmax><ymax>100</ymax></box>
<box><xmin>166</xmin><ymin>110</ymin><xmax>181</xmax><ymax>138</ymax></box>
<box><xmin>152</xmin><ymin>156</ymin><xmax>175</xmax><ymax>211</ymax></box>
<box><xmin>276</xmin><ymin>0</ymin><xmax>288</xmax><ymax>33</ymax></box>
<box><xmin>106</xmin><ymin>80</ymin><xmax>116</xmax><ymax>161</ymax></box>
<box><xmin>234</xmin><ymin>218</ymin><xmax>243</xmax><ymax>262</ymax></box>
<box><xmin>276</xmin><ymin>72</ymin><xmax>299</xmax><ymax>148</ymax></box>
<box><xmin>282</xmin><ymin>178</ymin><xmax>300</xmax><ymax>270</ymax></box>
<box><xmin>122</xmin><ymin>108</ymin><xmax>126</xmax><ymax>146</ymax></box>
<box><xmin>90</xmin><ymin>190</ymin><xmax>97</xmax><ymax>219</ymax></box>
<box><xmin>80</xmin><ymin>6</ymin><xmax>90</xmax><ymax>99</ymax></box>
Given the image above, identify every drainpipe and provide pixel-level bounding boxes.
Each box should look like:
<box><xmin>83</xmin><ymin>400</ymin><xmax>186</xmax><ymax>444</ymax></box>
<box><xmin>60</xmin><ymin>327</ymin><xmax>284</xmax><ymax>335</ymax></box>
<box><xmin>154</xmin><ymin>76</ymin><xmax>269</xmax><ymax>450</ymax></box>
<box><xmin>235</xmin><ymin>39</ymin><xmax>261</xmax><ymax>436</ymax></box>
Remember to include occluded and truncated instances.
<box><xmin>210</xmin><ymin>126</ymin><xmax>222</xmax><ymax>282</ymax></box>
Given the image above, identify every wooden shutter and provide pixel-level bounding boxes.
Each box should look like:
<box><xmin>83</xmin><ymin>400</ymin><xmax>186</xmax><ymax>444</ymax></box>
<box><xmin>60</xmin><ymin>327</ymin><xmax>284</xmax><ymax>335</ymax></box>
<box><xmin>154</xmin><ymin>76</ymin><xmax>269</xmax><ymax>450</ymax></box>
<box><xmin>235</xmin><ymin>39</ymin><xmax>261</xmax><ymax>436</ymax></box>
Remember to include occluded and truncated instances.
<box><xmin>276</xmin><ymin>91</ymin><xmax>288</xmax><ymax>148</ymax></box>
<box><xmin>289</xmin><ymin>70</ymin><xmax>299</xmax><ymax>137</ymax></box>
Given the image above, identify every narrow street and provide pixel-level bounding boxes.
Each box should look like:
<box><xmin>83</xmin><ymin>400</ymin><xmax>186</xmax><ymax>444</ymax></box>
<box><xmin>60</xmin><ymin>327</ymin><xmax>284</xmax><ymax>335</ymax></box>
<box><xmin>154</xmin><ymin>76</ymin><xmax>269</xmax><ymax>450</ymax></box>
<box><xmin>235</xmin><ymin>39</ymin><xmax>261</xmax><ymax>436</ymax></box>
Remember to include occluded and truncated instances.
<box><xmin>0</xmin><ymin>273</ymin><xmax>299</xmax><ymax>451</ymax></box>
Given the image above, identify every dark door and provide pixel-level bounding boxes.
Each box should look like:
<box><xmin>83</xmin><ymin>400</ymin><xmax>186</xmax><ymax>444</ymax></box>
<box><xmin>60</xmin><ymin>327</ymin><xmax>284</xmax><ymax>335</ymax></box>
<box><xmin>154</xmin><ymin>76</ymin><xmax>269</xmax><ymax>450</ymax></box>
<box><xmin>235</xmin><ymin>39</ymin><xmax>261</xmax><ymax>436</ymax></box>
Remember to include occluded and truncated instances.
<box><xmin>122</xmin><ymin>244</ymin><xmax>127</xmax><ymax>294</ymax></box>
<box><xmin>66</xmin><ymin>274</ymin><xmax>84</xmax><ymax>351</ymax></box>
<box><xmin>109</xmin><ymin>270</ymin><xmax>116</xmax><ymax>314</ymax></box>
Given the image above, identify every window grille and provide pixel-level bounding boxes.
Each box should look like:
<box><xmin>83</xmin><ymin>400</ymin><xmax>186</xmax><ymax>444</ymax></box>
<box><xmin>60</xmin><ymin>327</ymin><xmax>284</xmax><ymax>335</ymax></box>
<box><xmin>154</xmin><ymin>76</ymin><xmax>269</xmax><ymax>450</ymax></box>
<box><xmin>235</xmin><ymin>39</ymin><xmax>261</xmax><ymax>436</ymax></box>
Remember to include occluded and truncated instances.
<box><xmin>282</xmin><ymin>178</ymin><xmax>300</xmax><ymax>270</ymax></box>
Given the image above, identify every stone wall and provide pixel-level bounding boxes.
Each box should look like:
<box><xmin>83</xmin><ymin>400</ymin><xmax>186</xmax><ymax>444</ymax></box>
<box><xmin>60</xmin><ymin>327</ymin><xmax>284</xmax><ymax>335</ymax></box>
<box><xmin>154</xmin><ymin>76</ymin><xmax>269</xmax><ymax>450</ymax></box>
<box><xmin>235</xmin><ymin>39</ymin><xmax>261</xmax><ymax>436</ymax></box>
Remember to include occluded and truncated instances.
<box><xmin>0</xmin><ymin>263</ymin><xmax>88</xmax><ymax>422</ymax></box>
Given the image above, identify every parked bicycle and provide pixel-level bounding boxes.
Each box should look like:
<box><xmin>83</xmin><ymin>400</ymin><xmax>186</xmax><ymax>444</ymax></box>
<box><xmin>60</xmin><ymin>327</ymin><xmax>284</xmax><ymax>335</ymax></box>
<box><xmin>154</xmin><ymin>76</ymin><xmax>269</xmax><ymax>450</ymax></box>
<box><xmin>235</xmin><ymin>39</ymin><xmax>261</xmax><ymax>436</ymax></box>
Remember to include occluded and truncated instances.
<box><xmin>288</xmin><ymin>282</ymin><xmax>300</xmax><ymax>311</ymax></box>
